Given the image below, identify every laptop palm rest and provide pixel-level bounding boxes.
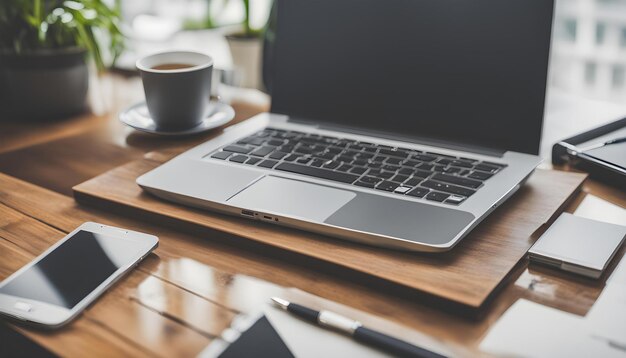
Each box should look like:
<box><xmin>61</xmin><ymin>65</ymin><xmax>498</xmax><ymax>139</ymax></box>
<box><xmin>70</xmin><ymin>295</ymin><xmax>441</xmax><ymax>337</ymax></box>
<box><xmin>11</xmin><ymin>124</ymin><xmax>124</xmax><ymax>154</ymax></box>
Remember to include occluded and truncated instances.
<box><xmin>229</xmin><ymin>175</ymin><xmax>475</xmax><ymax>247</ymax></box>
<box><xmin>228</xmin><ymin>176</ymin><xmax>356</xmax><ymax>222</ymax></box>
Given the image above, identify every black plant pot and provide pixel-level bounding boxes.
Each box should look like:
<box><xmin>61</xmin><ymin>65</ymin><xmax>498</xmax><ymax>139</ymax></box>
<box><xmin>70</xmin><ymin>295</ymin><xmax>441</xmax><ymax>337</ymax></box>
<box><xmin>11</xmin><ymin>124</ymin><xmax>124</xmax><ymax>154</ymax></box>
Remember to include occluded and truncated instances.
<box><xmin>0</xmin><ymin>47</ymin><xmax>89</xmax><ymax>120</ymax></box>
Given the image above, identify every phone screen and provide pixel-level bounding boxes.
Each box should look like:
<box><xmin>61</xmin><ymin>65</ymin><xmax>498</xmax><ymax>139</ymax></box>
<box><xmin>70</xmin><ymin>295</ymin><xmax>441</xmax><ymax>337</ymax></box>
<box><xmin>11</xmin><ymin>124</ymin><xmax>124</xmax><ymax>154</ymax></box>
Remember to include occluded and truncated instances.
<box><xmin>0</xmin><ymin>230</ymin><xmax>146</xmax><ymax>309</ymax></box>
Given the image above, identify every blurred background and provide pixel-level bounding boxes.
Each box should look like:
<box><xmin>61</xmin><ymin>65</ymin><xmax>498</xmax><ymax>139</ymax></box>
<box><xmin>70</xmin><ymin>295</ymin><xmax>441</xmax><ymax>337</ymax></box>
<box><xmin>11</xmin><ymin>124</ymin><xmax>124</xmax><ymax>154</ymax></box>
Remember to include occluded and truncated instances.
<box><xmin>551</xmin><ymin>0</ymin><xmax>626</xmax><ymax>104</ymax></box>
<box><xmin>2</xmin><ymin>0</ymin><xmax>625</xmax><ymax>157</ymax></box>
<box><xmin>110</xmin><ymin>0</ymin><xmax>626</xmax><ymax>156</ymax></box>
<box><xmin>111</xmin><ymin>0</ymin><xmax>626</xmax><ymax>103</ymax></box>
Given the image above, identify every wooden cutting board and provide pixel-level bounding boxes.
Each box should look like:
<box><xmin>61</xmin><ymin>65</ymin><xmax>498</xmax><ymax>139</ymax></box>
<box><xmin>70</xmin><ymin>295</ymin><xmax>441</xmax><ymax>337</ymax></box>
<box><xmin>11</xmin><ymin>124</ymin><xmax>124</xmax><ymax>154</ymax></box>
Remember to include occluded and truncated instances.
<box><xmin>74</xmin><ymin>158</ymin><xmax>585</xmax><ymax>313</ymax></box>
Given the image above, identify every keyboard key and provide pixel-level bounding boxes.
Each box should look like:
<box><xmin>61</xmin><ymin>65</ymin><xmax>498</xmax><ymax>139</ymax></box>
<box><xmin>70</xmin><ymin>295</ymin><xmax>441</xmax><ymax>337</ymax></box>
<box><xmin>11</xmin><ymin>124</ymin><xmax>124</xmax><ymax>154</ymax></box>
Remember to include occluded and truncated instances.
<box><xmin>426</xmin><ymin>191</ymin><xmax>450</xmax><ymax>202</ymax></box>
<box><xmin>353</xmin><ymin>159</ymin><xmax>368</xmax><ymax>166</ymax></box>
<box><xmin>482</xmin><ymin>161</ymin><xmax>507</xmax><ymax>168</ymax></box>
<box><xmin>382</xmin><ymin>164</ymin><xmax>400</xmax><ymax>171</ymax></box>
<box><xmin>421</xmin><ymin>180</ymin><xmax>476</xmax><ymax>197</ymax></box>
<box><xmin>376</xmin><ymin>181</ymin><xmax>399</xmax><ymax>192</ymax></box>
<box><xmin>417</xmin><ymin>163</ymin><xmax>434</xmax><ymax>171</ymax></box>
<box><xmin>405</xmin><ymin>177</ymin><xmax>422</xmax><ymax>186</ymax></box>
<box><xmin>310</xmin><ymin>158</ymin><xmax>326</xmax><ymax>167</ymax></box>
<box><xmin>458</xmin><ymin>157</ymin><xmax>478</xmax><ymax>163</ymax></box>
<box><xmin>269</xmin><ymin>151</ymin><xmax>288</xmax><ymax>160</ymax></box>
<box><xmin>267</xmin><ymin>139</ymin><xmax>285</xmax><ymax>146</ymax></box>
<box><xmin>468</xmin><ymin>171</ymin><xmax>493</xmax><ymax>180</ymax></box>
<box><xmin>391</xmin><ymin>174</ymin><xmax>409</xmax><ymax>183</ymax></box>
<box><xmin>223</xmin><ymin>145</ymin><xmax>252</xmax><ymax>154</ymax></box>
<box><xmin>428</xmin><ymin>152</ymin><xmax>456</xmax><ymax>159</ymax></box>
<box><xmin>283</xmin><ymin>154</ymin><xmax>299</xmax><ymax>162</ymax></box>
<box><xmin>413</xmin><ymin>154</ymin><xmax>437</xmax><ymax>162</ymax></box>
<box><xmin>437</xmin><ymin>158</ymin><xmax>453</xmax><ymax>165</ymax></box>
<box><xmin>324</xmin><ymin>160</ymin><xmax>341</xmax><ymax>169</ymax></box>
<box><xmin>445</xmin><ymin>195</ymin><xmax>466</xmax><ymax>205</ymax></box>
<box><xmin>354</xmin><ymin>180</ymin><xmax>376</xmax><ymax>188</ymax></box>
<box><xmin>297</xmin><ymin>157</ymin><xmax>312</xmax><ymax>164</ymax></box>
<box><xmin>258</xmin><ymin>160</ymin><xmax>279</xmax><ymax>168</ymax></box>
<box><xmin>406</xmin><ymin>187</ymin><xmax>429</xmax><ymax>198</ymax></box>
<box><xmin>474</xmin><ymin>163</ymin><xmax>500</xmax><ymax>173</ymax></box>
<box><xmin>245</xmin><ymin>157</ymin><xmax>262</xmax><ymax>165</ymax></box>
<box><xmin>442</xmin><ymin>167</ymin><xmax>461</xmax><ymax>174</ymax></box>
<box><xmin>229</xmin><ymin>155</ymin><xmax>248</xmax><ymax>163</ymax></box>
<box><xmin>450</xmin><ymin>160</ymin><xmax>473</xmax><ymax>168</ymax></box>
<box><xmin>275</xmin><ymin>163</ymin><xmax>359</xmax><ymax>184</ymax></box>
<box><xmin>413</xmin><ymin>169</ymin><xmax>433</xmax><ymax>178</ymax></box>
<box><xmin>240</xmin><ymin>137</ymin><xmax>265</xmax><ymax>146</ymax></box>
<box><xmin>211</xmin><ymin>151</ymin><xmax>232</xmax><ymax>160</ymax></box>
<box><xmin>250</xmin><ymin>146</ymin><xmax>275</xmax><ymax>157</ymax></box>
<box><xmin>379</xmin><ymin>148</ymin><xmax>409</xmax><ymax>158</ymax></box>
<box><xmin>398</xmin><ymin>167</ymin><xmax>414</xmax><ymax>175</ymax></box>
<box><xmin>432</xmin><ymin>173</ymin><xmax>482</xmax><ymax>189</ymax></box>
<box><xmin>394</xmin><ymin>186</ymin><xmax>412</xmax><ymax>194</ymax></box>
<box><xmin>337</xmin><ymin>164</ymin><xmax>353</xmax><ymax>172</ymax></box>
<box><xmin>404</xmin><ymin>160</ymin><xmax>421</xmax><ymax>167</ymax></box>
<box><xmin>295</xmin><ymin>146</ymin><xmax>314</xmax><ymax>155</ymax></box>
<box><xmin>378</xmin><ymin>171</ymin><xmax>394</xmax><ymax>179</ymax></box>
<box><xmin>319</xmin><ymin>152</ymin><xmax>336</xmax><ymax>160</ymax></box>
<box><xmin>350</xmin><ymin>167</ymin><xmax>367</xmax><ymax>175</ymax></box>
<box><xmin>360</xmin><ymin>176</ymin><xmax>381</xmax><ymax>184</ymax></box>
<box><xmin>386</xmin><ymin>157</ymin><xmax>403</xmax><ymax>165</ymax></box>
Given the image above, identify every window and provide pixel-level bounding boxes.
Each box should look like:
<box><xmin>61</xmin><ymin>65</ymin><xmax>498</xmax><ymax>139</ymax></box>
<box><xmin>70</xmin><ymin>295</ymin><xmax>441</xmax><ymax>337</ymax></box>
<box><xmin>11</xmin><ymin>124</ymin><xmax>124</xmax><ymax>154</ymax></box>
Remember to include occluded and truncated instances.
<box><xmin>613</xmin><ymin>65</ymin><xmax>625</xmax><ymax>88</ymax></box>
<box><xmin>562</xmin><ymin>19</ymin><xmax>578</xmax><ymax>42</ymax></box>
<box><xmin>596</xmin><ymin>23</ymin><xmax>606</xmax><ymax>45</ymax></box>
<box><xmin>585</xmin><ymin>62</ymin><xmax>597</xmax><ymax>85</ymax></box>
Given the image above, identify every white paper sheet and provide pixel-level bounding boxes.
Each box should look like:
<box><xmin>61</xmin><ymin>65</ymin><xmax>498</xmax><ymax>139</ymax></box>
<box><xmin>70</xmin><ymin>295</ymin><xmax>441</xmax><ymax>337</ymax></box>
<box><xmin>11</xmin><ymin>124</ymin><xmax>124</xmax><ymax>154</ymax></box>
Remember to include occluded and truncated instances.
<box><xmin>479</xmin><ymin>299</ymin><xmax>625</xmax><ymax>358</ymax></box>
<box><xmin>586</xmin><ymin>284</ymin><xmax>626</xmax><ymax>349</ymax></box>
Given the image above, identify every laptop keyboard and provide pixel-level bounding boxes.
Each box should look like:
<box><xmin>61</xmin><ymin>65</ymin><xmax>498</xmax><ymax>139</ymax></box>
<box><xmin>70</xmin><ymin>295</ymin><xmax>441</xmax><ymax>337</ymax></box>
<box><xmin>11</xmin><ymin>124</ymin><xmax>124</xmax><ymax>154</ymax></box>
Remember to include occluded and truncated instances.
<box><xmin>208</xmin><ymin>128</ymin><xmax>507</xmax><ymax>205</ymax></box>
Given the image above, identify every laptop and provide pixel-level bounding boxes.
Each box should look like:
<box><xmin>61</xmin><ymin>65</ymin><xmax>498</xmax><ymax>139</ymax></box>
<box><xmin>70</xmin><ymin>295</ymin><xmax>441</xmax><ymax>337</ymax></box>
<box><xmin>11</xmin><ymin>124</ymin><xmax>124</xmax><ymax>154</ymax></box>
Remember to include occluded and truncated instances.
<box><xmin>137</xmin><ymin>0</ymin><xmax>554</xmax><ymax>252</ymax></box>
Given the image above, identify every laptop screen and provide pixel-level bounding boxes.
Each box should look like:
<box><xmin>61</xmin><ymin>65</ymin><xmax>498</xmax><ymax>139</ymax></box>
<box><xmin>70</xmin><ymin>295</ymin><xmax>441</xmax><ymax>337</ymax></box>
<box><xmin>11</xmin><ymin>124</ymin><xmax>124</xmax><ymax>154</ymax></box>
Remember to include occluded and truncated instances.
<box><xmin>269</xmin><ymin>0</ymin><xmax>553</xmax><ymax>154</ymax></box>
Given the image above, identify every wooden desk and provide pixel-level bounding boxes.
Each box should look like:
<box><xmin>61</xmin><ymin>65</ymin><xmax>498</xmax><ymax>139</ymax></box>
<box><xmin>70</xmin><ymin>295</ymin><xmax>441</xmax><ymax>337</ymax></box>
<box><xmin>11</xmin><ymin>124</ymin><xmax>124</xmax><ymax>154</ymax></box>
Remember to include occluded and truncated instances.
<box><xmin>0</xmin><ymin>74</ymin><xmax>624</xmax><ymax>356</ymax></box>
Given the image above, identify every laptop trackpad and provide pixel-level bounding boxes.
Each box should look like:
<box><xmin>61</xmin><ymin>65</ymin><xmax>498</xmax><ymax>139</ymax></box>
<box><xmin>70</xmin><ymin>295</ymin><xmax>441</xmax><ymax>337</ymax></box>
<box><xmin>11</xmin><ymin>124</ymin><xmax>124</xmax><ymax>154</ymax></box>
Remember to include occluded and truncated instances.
<box><xmin>227</xmin><ymin>176</ymin><xmax>356</xmax><ymax>222</ymax></box>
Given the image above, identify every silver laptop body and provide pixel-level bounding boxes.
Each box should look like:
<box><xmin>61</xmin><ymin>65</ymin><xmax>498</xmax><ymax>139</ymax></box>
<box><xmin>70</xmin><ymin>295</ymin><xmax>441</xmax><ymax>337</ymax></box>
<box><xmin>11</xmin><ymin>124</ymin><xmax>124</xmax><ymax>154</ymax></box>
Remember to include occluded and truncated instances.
<box><xmin>137</xmin><ymin>0</ymin><xmax>551</xmax><ymax>252</ymax></box>
<box><xmin>137</xmin><ymin>114</ymin><xmax>540</xmax><ymax>252</ymax></box>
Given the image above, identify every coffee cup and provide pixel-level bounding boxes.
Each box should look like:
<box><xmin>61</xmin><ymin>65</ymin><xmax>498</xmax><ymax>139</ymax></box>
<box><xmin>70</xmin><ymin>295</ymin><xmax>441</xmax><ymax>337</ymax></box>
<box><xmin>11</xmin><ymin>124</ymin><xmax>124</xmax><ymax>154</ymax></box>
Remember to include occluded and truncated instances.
<box><xmin>136</xmin><ymin>51</ymin><xmax>213</xmax><ymax>130</ymax></box>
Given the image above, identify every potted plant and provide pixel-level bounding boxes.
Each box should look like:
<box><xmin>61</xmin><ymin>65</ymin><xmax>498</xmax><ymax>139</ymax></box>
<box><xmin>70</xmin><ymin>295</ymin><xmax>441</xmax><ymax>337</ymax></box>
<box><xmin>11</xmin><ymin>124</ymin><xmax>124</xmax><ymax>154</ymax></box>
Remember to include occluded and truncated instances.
<box><xmin>0</xmin><ymin>0</ymin><xmax>123</xmax><ymax>120</ymax></box>
<box><xmin>225</xmin><ymin>0</ymin><xmax>266</xmax><ymax>90</ymax></box>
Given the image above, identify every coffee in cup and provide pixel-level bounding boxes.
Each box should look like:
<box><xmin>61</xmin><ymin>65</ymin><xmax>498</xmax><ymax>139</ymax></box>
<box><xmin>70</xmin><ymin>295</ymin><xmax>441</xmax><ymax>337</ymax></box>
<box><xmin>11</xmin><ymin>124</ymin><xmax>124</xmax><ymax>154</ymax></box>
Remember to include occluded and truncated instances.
<box><xmin>136</xmin><ymin>51</ymin><xmax>213</xmax><ymax>130</ymax></box>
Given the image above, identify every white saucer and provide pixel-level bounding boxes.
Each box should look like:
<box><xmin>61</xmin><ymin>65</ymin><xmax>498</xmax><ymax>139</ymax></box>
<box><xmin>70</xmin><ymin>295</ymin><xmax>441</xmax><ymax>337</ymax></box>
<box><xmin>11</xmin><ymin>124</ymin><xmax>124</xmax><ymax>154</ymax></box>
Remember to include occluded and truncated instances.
<box><xmin>119</xmin><ymin>101</ymin><xmax>235</xmax><ymax>136</ymax></box>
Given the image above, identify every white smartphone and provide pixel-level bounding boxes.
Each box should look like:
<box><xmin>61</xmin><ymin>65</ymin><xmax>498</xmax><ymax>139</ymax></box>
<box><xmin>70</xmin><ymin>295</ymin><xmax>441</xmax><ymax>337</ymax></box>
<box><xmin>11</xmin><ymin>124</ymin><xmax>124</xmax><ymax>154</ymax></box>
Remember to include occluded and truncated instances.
<box><xmin>0</xmin><ymin>222</ymin><xmax>158</xmax><ymax>328</ymax></box>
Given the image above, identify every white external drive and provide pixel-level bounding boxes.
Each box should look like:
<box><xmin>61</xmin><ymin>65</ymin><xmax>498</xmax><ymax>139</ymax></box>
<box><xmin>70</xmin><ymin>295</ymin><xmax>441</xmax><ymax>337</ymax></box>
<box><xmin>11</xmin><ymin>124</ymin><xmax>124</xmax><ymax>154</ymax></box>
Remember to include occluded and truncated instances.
<box><xmin>529</xmin><ymin>213</ymin><xmax>626</xmax><ymax>279</ymax></box>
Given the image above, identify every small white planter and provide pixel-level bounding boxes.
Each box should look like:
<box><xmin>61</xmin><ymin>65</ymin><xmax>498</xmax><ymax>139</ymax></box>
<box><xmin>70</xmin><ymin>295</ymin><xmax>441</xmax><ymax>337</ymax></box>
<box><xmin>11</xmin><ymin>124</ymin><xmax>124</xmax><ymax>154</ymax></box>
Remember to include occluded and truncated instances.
<box><xmin>226</xmin><ymin>35</ymin><xmax>263</xmax><ymax>90</ymax></box>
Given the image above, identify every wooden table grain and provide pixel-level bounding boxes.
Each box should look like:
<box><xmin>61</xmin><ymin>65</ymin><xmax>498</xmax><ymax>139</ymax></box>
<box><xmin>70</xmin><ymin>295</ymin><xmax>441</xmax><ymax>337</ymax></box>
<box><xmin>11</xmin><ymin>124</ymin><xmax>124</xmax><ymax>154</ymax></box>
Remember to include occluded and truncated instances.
<box><xmin>0</xmin><ymin>73</ymin><xmax>624</xmax><ymax>357</ymax></box>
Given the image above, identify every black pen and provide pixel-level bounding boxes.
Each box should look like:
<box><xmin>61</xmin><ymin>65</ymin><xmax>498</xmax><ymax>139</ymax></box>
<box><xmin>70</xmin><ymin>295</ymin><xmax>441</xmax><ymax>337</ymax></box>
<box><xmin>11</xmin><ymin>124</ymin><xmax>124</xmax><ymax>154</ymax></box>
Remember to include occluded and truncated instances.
<box><xmin>271</xmin><ymin>297</ymin><xmax>446</xmax><ymax>358</ymax></box>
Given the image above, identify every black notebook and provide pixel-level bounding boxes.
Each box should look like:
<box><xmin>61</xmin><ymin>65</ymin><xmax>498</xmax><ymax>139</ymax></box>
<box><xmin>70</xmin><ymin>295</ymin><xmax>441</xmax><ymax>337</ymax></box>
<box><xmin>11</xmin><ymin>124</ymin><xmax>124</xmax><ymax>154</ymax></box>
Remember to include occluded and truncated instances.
<box><xmin>584</xmin><ymin>141</ymin><xmax>626</xmax><ymax>171</ymax></box>
<box><xmin>217</xmin><ymin>315</ymin><xmax>294</xmax><ymax>358</ymax></box>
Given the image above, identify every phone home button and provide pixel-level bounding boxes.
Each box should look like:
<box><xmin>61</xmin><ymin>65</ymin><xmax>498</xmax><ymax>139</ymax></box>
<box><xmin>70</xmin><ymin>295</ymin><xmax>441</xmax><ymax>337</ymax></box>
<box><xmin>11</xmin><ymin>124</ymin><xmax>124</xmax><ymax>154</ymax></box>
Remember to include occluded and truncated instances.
<box><xmin>14</xmin><ymin>302</ymin><xmax>32</xmax><ymax>312</ymax></box>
